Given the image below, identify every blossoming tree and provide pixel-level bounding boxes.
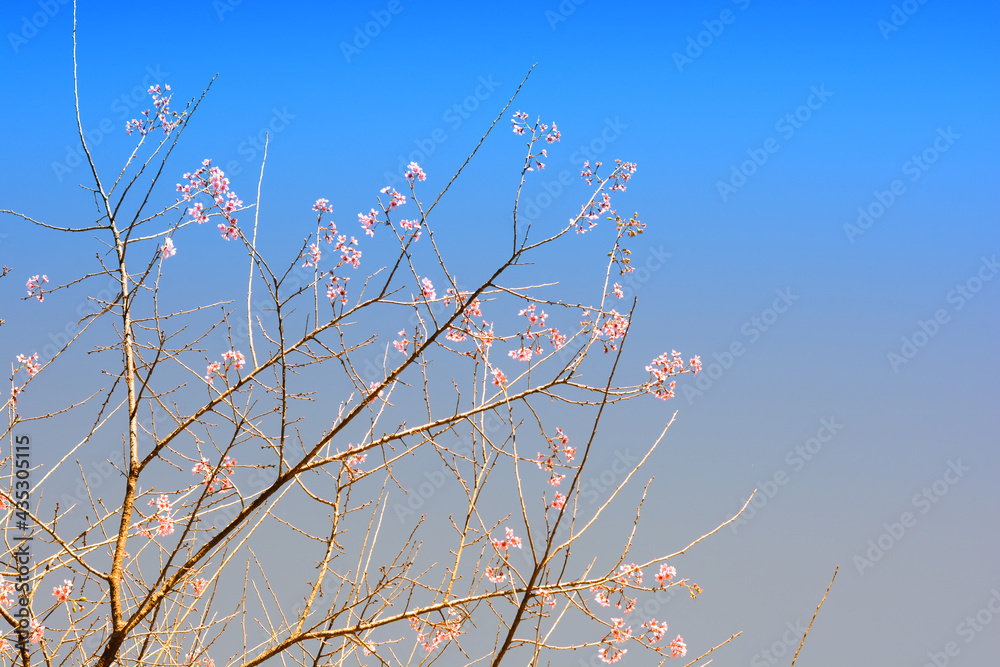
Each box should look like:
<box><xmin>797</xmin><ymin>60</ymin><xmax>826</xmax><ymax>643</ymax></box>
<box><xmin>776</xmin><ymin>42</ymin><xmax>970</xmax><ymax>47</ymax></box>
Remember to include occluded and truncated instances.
<box><xmin>0</xmin><ymin>13</ymin><xmax>764</xmax><ymax>667</ymax></box>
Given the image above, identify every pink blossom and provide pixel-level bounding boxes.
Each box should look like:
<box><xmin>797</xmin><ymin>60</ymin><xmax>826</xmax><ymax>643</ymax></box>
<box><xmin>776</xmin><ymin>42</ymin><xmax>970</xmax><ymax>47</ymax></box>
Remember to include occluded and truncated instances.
<box><xmin>612</xmin><ymin>283</ymin><xmax>623</xmax><ymax>299</ymax></box>
<box><xmin>327</xmin><ymin>274</ymin><xmax>350</xmax><ymax>305</ymax></box>
<box><xmin>302</xmin><ymin>243</ymin><xmax>321</xmax><ymax>267</ymax></box>
<box><xmin>404</xmin><ymin>162</ymin><xmax>426</xmax><ymax>182</ymax></box>
<box><xmin>358</xmin><ymin>208</ymin><xmax>379</xmax><ymax>237</ymax></box>
<box><xmin>550</xmin><ymin>492</ymin><xmax>566</xmax><ymax>510</ymax></box>
<box><xmin>26</xmin><ymin>274</ymin><xmax>48</xmax><ymax>302</ymax></box>
<box><xmin>205</xmin><ymin>361</ymin><xmax>222</xmax><ymax>384</ymax></box>
<box><xmin>52</xmin><ymin>579</ymin><xmax>73</xmax><ymax>603</ymax></box>
<box><xmin>597</xmin><ymin>646</ymin><xmax>625</xmax><ymax>664</ymax></box>
<box><xmin>491</xmin><ymin>367</ymin><xmax>507</xmax><ymax>387</ymax></box>
<box><xmin>642</xmin><ymin>619</ymin><xmax>668</xmax><ymax>643</ymax></box>
<box><xmin>508</xmin><ymin>346</ymin><xmax>532</xmax><ymax>362</ymax></box>
<box><xmin>313</xmin><ymin>198</ymin><xmax>333</xmax><ymax>213</ymax></box>
<box><xmin>191</xmin><ymin>578</ymin><xmax>209</xmax><ymax>597</ymax></box>
<box><xmin>15</xmin><ymin>353</ymin><xmax>41</xmax><ymax>377</ymax></box>
<box><xmin>485</xmin><ymin>566</ymin><xmax>506</xmax><ymax>584</ymax></box>
<box><xmin>419</xmin><ymin>277</ymin><xmax>436</xmax><ymax>300</ymax></box>
<box><xmin>548</xmin><ymin>474</ymin><xmax>565</xmax><ymax>487</ymax></box>
<box><xmin>394</xmin><ymin>330</ymin><xmax>410</xmax><ymax>354</ymax></box>
<box><xmin>0</xmin><ymin>581</ymin><xmax>16</xmax><ymax>608</ymax></box>
<box><xmin>655</xmin><ymin>563</ymin><xmax>676</xmax><ymax>585</ymax></box>
<box><xmin>669</xmin><ymin>636</ymin><xmax>687</xmax><ymax>657</ymax></box>
<box><xmin>29</xmin><ymin>619</ymin><xmax>43</xmax><ymax>644</ymax></box>
<box><xmin>161</xmin><ymin>238</ymin><xmax>176</xmax><ymax>258</ymax></box>
<box><xmin>345</xmin><ymin>443</ymin><xmax>367</xmax><ymax>474</ymax></box>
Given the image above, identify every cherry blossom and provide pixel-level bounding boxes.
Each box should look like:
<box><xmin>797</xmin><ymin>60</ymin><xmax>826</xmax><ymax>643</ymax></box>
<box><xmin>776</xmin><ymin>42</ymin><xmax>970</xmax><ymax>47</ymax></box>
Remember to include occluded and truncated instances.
<box><xmin>139</xmin><ymin>494</ymin><xmax>175</xmax><ymax>537</ymax></box>
<box><xmin>29</xmin><ymin>619</ymin><xmax>44</xmax><ymax>644</ymax></box>
<box><xmin>176</xmin><ymin>160</ymin><xmax>242</xmax><ymax>240</ymax></box>
<box><xmin>15</xmin><ymin>353</ymin><xmax>41</xmax><ymax>377</ymax></box>
<box><xmin>313</xmin><ymin>198</ymin><xmax>333</xmax><ymax>213</ymax></box>
<box><xmin>645</xmin><ymin>351</ymin><xmax>700</xmax><ymax>400</ymax></box>
<box><xmin>668</xmin><ymin>636</ymin><xmax>687</xmax><ymax>657</ymax></box>
<box><xmin>192</xmin><ymin>456</ymin><xmax>236</xmax><ymax>493</ymax></box>
<box><xmin>190</xmin><ymin>578</ymin><xmax>209</xmax><ymax>597</ymax></box>
<box><xmin>161</xmin><ymin>238</ymin><xmax>176</xmax><ymax>258</ymax></box>
<box><xmin>125</xmin><ymin>84</ymin><xmax>183</xmax><ymax>136</ymax></box>
<box><xmin>0</xmin><ymin>581</ymin><xmax>15</xmax><ymax>608</ymax></box>
<box><xmin>26</xmin><ymin>274</ymin><xmax>48</xmax><ymax>302</ymax></box>
<box><xmin>419</xmin><ymin>277</ymin><xmax>436</xmax><ymax>300</ymax></box>
<box><xmin>491</xmin><ymin>367</ymin><xmax>507</xmax><ymax>388</ymax></box>
<box><xmin>655</xmin><ymin>563</ymin><xmax>677</xmax><ymax>586</ymax></box>
<box><xmin>404</xmin><ymin>162</ymin><xmax>426</xmax><ymax>182</ymax></box>
<box><xmin>550</xmin><ymin>492</ymin><xmax>566</xmax><ymax>510</ymax></box>
<box><xmin>327</xmin><ymin>274</ymin><xmax>349</xmax><ymax>305</ymax></box>
<box><xmin>393</xmin><ymin>330</ymin><xmax>410</xmax><ymax>354</ymax></box>
<box><xmin>52</xmin><ymin>579</ymin><xmax>73</xmax><ymax>603</ymax></box>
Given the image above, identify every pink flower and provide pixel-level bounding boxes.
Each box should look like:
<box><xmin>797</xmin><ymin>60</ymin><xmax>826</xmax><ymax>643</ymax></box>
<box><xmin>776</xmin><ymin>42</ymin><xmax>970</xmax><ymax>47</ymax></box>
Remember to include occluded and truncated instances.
<box><xmin>29</xmin><ymin>619</ymin><xmax>43</xmax><ymax>645</ymax></box>
<box><xmin>205</xmin><ymin>361</ymin><xmax>222</xmax><ymax>384</ymax></box>
<box><xmin>161</xmin><ymin>238</ymin><xmax>176</xmax><ymax>258</ymax></box>
<box><xmin>548</xmin><ymin>474</ymin><xmax>565</xmax><ymax>487</ymax></box>
<box><xmin>597</xmin><ymin>646</ymin><xmax>626</xmax><ymax>664</ymax></box>
<box><xmin>612</xmin><ymin>283</ymin><xmax>623</xmax><ymax>299</ymax></box>
<box><xmin>222</xmin><ymin>350</ymin><xmax>246</xmax><ymax>369</ymax></box>
<box><xmin>313</xmin><ymin>198</ymin><xmax>333</xmax><ymax>213</ymax></box>
<box><xmin>16</xmin><ymin>353</ymin><xmax>41</xmax><ymax>377</ymax></box>
<box><xmin>550</xmin><ymin>492</ymin><xmax>566</xmax><ymax>510</ymax></box>
<box><xmin>419</xmin><ymin>277</ymin><xmax>436</xmax><ymax>300</ymax></box>
<box><xmin>358</xmin><ymin>208</ymin><xmax>379</xmax><ymax>237</ymax></box>
<box><xmin>191</xmin><ymin>578</ymin><xmax>209</xmax><ymax>597</ymax></box>
<box><xmin>405</xmin><ymin>162</ymin><xmax>426</xmax><ymax>182</ymax></box>
<box><xmin>0</xmin><ymin>581</ymin><xmax>16</xmax><ymax>608</ymax></box>
<box><xmin>52</xmin><ymin>579</ymin><xmax>73</xmax><ymax>603</ymax></box>
<box><xmin>669</xmin><ymin>636</ymin><xmax>687</xmax><ymax>657</ymax></box>
<box><xmin>491</xmin><ymin>367</ymin><xmax>507</xmax><ymax>387</ymax></box>
<box><xmin>655</xmin><ymin>563</ymin><xmax>676</xmax><ymax>585</ymax></box>
<box><xmin>642</xmin><ymin>619</ymin><xmax>668</xmax><ymax>643</ymax></box>
<box><xmin>394</xmin><ymin>330</ymin><xmax>410</xmax><ymax>354</ymax></box>
<box><xmin>302</xmin><ymin>243</ymin><xmax>321</xmax><ymax>267</ymax></box>
<box><xmin>26</xmin><ymin>274</ymin><xmax>48</xmax><ymax>302</ymax></box>
<box><xmin>327</xmin><ymin>274</ymin><xmax>349</xmax><ymax>305</ymax></box>
<box><xmin>485</xmin><ymin>566</ymin><xmax>506</xmax><ymax>584</ymax></box>
<box><xmin>508</xmin><ymin>346</ymin><xmax>532</xmax><ymax>362</ymax></box>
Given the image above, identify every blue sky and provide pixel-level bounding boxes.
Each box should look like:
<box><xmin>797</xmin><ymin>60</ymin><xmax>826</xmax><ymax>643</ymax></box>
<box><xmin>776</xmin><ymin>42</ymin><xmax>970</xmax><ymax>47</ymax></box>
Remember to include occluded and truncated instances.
<box><xmin>2</xmin><ymin>0</ymin><xmax>999</xmax><ymax>665</ymax></box>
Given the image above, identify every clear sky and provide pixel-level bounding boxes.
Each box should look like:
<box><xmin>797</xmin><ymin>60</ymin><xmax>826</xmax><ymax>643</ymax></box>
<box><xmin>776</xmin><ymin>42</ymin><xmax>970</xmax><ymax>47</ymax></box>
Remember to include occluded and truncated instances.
<box><xmin>1</xmin><ymin>1</ymin><xmax>998</xmax><ymax>665</ymax></box>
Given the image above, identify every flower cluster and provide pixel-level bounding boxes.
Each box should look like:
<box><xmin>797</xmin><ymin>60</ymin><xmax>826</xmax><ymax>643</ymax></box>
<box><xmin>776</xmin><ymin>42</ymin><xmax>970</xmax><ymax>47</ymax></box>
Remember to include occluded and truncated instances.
<box><xmin>0</xmin><ymin>581</ymin><xmax>15</xmax><ymax>608</ymax></box>
<box><xmin>590</xmin><ymin>564</ymin><xmax>643</xmax><ymax>615</ymax></box>
<box><xmin>205</xmin><ymin>350</ymin><xmax>246</xmax><ymax>385</ymax></box>
<box><xmin>440</xmin><ymin>288</ymin><xmax>484</xmax><ymax>344</ymax></box>
<box><xmin>537</xmin><ymin>427</ymin><xmax>576</xmax><ymax>498</ymax></box>
<box><xmin>192</xmin><ymin>456</ymin><xmax>236</xmax><ymax>493</ymax></box>
<box><xmin>404</xmin><ymin>161</ymin><xmax>426</xmax><ymax>182</ymax></box>
<box><xmin>15</xmin><ymin>353</ymin><xmax>41</xmax><ymax>377</ymax></box>
<box><xmin>190</xmin><ymin>578</ymin><xmax>209</xmax><ymax>597</ymax></box>
<box><xmin>410</xmin><ymin>608</ymin><xmax>461</xmax><ymax>653</ymax></box>
<box><xmin>125</xmin><ymin>84</ymin><xmax>183</xmax><ymax>136</ymax></box>
<box><xmin>327</xmin><ymin>274</ymin><xmax>350</xmax><ymax>305</ymax></box>
<box><xmin>393</xmin><ymin>330</ymin><xmax>410</xmax><ymax>354</ymax></box>
<box><xmin>644</xmin><ymin>350</ymin><xmax>701</xmax><ymax>400</ymax></box>
<box><xmin>52</xmin><ymin>579</ymin><xmax>73</xmax><ymax>603</ymax></box>
<box><xmin>161</xmin><ymin>237</ymin><xmax>176</xmax><ymax>259</ymax></box>
<box><xmin>597</xmin><ymin>310</ymin><xmax>630</xmax><ymax>353</ymax></box>
<box><xmin>26</xmin><ymin>274</ymin><xmax>48</xmax><ymax>302</ymax></box>
<box><xmin>139</xmin><ymin>495</ymin><xmax>175</xmax><ymax>537</ymax></box>
<box><xmin>344</xmin><ymin>443</ymin><xmax>367</xmax><ymax>477</ymax></box>
<box><xmin>176</xmin><ymin>160</ymin><xmax>243</xmax><ymax>240</ymax></box>
<box><xmin>507</xmin><ymin>304</ymin><xmax>566</xmax><ymax>363</ymax></box>
<box><xmin>484</xmin><ymin>527</ymin><xmax>522</xmax><ymax>584</ymax></box>
<box><xmin>511</xmin><ymin>111</ymin><xmax>561</xmax><ymax>171</ymax></box>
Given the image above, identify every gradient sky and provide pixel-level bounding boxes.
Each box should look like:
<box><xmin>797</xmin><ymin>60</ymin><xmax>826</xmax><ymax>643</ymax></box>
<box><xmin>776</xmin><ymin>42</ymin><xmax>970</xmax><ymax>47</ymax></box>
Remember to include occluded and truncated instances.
<box><xmin>2</xmin><ymin>1</ymin><xmax>999</xmax><ymax>665</ymax></box>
